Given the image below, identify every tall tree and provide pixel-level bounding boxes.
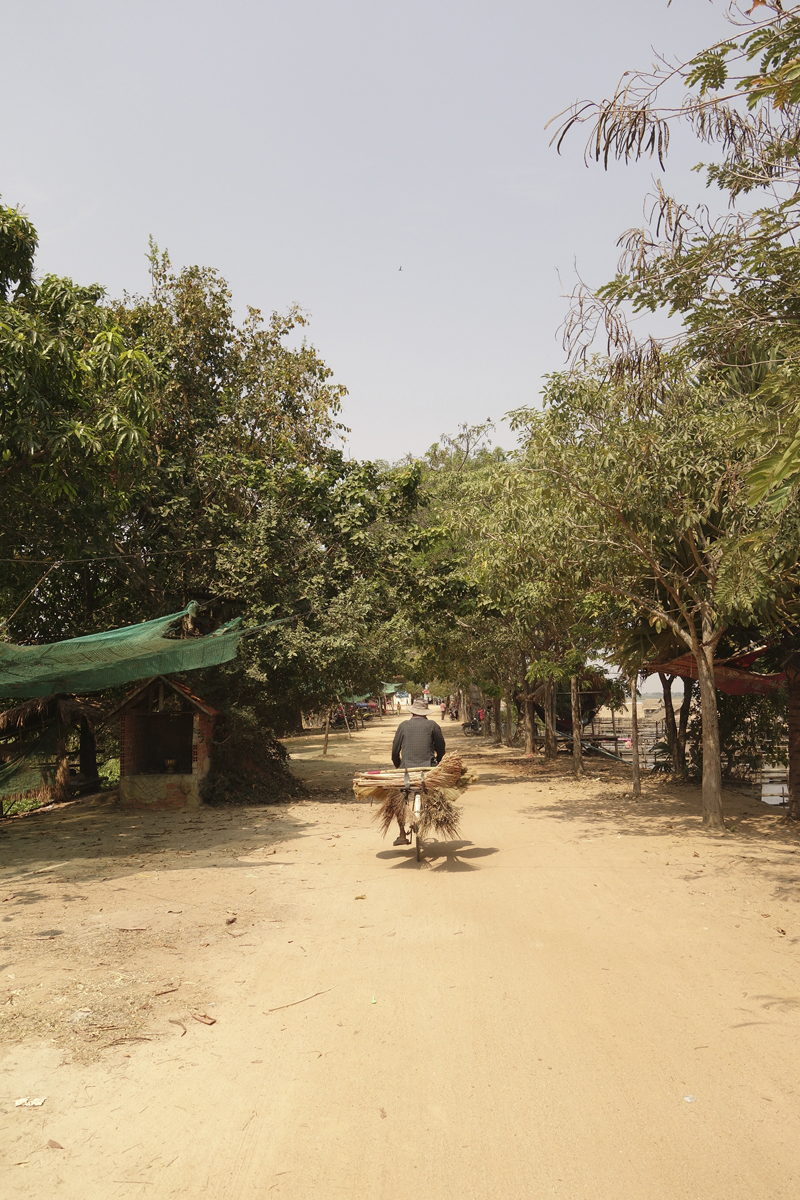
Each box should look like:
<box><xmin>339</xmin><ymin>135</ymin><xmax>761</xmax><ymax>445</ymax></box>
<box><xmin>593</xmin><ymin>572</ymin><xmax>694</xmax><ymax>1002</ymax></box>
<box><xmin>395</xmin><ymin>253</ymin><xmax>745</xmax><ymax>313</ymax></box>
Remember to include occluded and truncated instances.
<box><xmin>510</xmin><ymin>362</ymin><xmax>800</xmax><ymax>830</ymax></box>
<box><xmin>552</xmin><ymin>3</ymin><xmax>800</xmax><ymax>503</ymax></box>
<box><xmin>0</xmin><ymin>201</ymin><xmax>158</xmax><ymax>639</ymax></box>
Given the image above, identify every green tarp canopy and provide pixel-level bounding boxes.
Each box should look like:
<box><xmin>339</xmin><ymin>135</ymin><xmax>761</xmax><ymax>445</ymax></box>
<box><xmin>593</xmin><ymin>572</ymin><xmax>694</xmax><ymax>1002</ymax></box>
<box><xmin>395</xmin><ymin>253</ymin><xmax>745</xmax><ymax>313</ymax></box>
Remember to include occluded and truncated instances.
<box><xmin>0</xmin><ymin>724</ymin><xmax>58</xmax><ymax>801</ymax></box>
<box><xmin>381</xmin><ymin>682</ymin><xmax>399</xmax><ymax>695</ymax></box>
<box><xmin>0</xmin><ymin>607</ymin><xmax>257</xmax><ymax>699</ymax></box>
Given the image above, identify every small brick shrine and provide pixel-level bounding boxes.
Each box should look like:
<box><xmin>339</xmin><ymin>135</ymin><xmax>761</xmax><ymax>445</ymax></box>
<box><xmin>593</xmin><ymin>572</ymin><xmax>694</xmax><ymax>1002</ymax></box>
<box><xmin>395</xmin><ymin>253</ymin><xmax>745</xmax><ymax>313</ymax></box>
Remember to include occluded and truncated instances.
<box><xmin>111</xmin><ymin>676</ymin><xmax>219</xmax><ymax>810</ymax></box>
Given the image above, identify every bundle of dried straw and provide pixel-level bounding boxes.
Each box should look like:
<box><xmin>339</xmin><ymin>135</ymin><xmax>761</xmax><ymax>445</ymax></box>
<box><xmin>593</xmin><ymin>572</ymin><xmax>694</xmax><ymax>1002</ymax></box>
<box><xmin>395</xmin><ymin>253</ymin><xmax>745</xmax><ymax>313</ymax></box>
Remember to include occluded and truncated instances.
<box><xmin>354</xmin><ymin>753</ymin><xmax>472</xmax><ymax>840</ymax></box>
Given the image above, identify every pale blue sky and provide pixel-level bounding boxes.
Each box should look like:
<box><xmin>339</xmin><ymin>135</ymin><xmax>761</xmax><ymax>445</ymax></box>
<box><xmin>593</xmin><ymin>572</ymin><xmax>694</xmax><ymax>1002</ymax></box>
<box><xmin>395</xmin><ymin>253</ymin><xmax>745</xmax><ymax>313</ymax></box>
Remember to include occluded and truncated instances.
<box><xmin>1</xmin><ymin>1</ymin><xmax>730</xmax><ymax>459</ymax></box>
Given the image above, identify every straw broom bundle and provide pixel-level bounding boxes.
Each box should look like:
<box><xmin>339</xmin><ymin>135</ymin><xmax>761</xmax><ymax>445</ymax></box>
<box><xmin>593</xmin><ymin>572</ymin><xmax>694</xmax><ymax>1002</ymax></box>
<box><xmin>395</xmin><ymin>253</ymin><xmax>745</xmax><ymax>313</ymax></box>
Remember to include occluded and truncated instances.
<box><xmin>425</xmin><ymin>754</ymin><xmax>464</xmax><ymax>791</ymax></box>
<box><xmin>353</xmin><ymin>770</ymin><xmax>426</xmax><ymax>800</ymax></box>
<box><xmin>374</xmin><ymin>789</ymin><xmax>411</xmax><ymax>837</ymax></box>
<box><xmin>353</xmin><ymin>753</ymin><xmax>467</xmax><ymax>798</ymax></box>
<box><xmin>357</xmin><ymin>753</ymin><xmax>469</xmax><ymax>839</ymax></box>
<box><xmin>418</xmin><ymin>790</ymin><xmax>461</xmax><ymax>839</ymax></box>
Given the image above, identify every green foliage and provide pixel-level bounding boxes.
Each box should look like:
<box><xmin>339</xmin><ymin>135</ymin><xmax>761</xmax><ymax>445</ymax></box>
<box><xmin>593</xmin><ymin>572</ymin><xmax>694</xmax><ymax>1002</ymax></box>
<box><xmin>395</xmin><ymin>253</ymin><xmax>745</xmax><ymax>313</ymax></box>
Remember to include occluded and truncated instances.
<box><xmin>1</xmin><ymin>214</ymin><xmax>421</xmax><ymax>785</ymax></box>
<box><xmin>687</xmin><ymin>689</ymin><xmax>788</xmax><ymax>781</ymax></box>
<box><xmin>504</xmin><ymin>359</ymin><xmax>800</xmax><ymax>732</ymax></box>
<box><xmin>194</xmin><ymin>661</ymin><xmax>304</xmax><ymax>804</ymax></box>
<box><xmin>0</xmin><ymin>206</ymin><xmax>158</xmax><ymax>552</ymax></box>
<box><xmin>399</xmin><ymin>422</ymin><xmax>608</xmax><ymax>717</ymax></box>
<box><xmin>551</xmin><ymin>4</ymin><xmax>800</xmax><ymax>509</ymax></box>
<box><xmin>0</xmin><ymin>201</ymin><xmax>37</xmax><ymax>299</ymax></box>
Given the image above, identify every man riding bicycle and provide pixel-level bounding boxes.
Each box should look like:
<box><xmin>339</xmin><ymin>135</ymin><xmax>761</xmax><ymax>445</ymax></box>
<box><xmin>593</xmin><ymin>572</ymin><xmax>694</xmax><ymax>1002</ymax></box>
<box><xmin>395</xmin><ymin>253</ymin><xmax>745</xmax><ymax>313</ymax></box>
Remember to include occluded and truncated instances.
<box><xmin>390</xmin><ymin>698</ymin><xmax>446</xmax><ymax>845</ymax></box>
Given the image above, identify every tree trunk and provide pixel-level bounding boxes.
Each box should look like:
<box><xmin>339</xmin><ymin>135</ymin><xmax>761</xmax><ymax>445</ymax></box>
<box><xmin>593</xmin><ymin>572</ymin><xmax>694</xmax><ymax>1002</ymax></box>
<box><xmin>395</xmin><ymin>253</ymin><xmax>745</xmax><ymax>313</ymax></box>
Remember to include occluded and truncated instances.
<box><xmin>54</xmin><ymin>744</ymin><xmax>70</xmax><ymax>802</ymax></box>
<box><xmin>519</xmin><ymin>658</ymin><xmax>532</xmax><ymax>754</ymax></box>
<box><xmin>659</xmin><ymin>672</ymin><xmax>679</xmax><ymax>775</ymax></box>
<box><xmin>628</xmin><ymin>675</ymin><xmax>641</xmax><ymax>798</ymax></box>
<box><xmin>785</xmin><ymin>656</ymin><xmax>800</xmax><ymax>821</ymax></box>
<box><xmin>691</xmin><ymin>617</ymin><xmax>725</xmax><ymax>830</ymax></box>
<box><xmin>504</xmin><ymin>685</ymin><xmax>513</xmax><ymax>747</ymax></box>
<box><xmin>677</xmin><ymin>683</ymin><xmax>692</xmax><ymax>779</ymax></box>
<box><xmin>493</xmin><ymin>695</ymin><xmax>502</xmax><ymax>746</ymax></box>
<box><xmin>543</xmin><ymin>681</ymin><xmax>557</xmax><ymax>761</ymax></box>
<box><xmin>336</xmin><ymin>696</ymin><xmax>353</xmax><ymax>739</ymax></box>
<box><xmin>524</xmin><ymin>697</ymin><xmax>535</xmax><ymax>755</ymax></box>
<box><xmin>570</xmin><ymin>675</ymin><xmax>583</xmax><ymax>776</ymax></box>
<box><xmin>79</xmin><ymin>716</ymin><xmax>98</xmax><ymax>780</ymax></box>
<box><xmin>52</xmin><ymin>709</ymin><xmax>69</xmax><ymax>802</ymax></box>
<box><xmin>482</xmin><ymin>691</ymin><xmax>493</xmax><ymax>738</ymax></box>
<box><xmin>322</xmin><ymin>707</ymin><xmax>331</xmax><ymax>757</ymax></box>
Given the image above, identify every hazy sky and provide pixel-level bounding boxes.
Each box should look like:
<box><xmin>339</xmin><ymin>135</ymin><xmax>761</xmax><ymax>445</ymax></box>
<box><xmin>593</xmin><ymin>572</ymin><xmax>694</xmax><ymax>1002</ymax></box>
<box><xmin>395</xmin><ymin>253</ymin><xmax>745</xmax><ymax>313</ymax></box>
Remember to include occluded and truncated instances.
<box><xmin>2</xmin><ymin>0</ymin><xmax>731</xmax><ymax>460</ymax></box>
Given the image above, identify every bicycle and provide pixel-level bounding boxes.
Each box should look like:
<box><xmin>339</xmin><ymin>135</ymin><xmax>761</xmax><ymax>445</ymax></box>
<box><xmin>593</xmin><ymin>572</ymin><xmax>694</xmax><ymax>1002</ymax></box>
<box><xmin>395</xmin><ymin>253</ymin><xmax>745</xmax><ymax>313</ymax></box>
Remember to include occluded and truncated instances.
<box><xmin>403</xmin><ymin>767</ymin><xmax>427</xmax><ymax>862</ymax></box>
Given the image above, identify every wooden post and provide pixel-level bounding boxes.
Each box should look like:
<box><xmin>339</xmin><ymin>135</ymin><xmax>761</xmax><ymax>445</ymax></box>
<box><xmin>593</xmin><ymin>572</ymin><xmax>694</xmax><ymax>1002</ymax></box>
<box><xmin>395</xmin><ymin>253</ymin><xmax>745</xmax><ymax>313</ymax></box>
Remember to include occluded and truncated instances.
<box><xmin>629</xmin><ymin>675</ymin><xmax>641</xmax><ymax>798</ymax></box>
<box><xmin>323</xmin><ymin>707</ymin><xmax>331</xmax><ymax>757</ymax></box>
<box><xmin>79</xmin><ymin>716</ymin><xmax>98</xmax><ymax>781</ymax></box>
<box><xmin>787</xmin><ymin>656</ymin><xmax>800</xmax><ymax>821</ymax></box>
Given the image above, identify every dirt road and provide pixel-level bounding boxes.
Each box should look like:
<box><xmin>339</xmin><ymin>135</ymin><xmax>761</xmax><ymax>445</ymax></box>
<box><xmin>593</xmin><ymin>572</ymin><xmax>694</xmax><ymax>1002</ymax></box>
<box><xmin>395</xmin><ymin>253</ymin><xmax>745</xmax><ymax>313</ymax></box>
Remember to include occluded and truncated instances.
<box><xmin>2</xmin><ymin>713</ymin><xmax>800</xmax><ymax>1198</ymax></box>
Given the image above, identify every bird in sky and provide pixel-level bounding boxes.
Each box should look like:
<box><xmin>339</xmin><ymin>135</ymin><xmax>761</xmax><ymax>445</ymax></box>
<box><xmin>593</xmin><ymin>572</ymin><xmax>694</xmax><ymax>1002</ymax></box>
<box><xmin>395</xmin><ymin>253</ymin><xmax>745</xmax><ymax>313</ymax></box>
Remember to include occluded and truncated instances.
<box><xmin>399</xmin><ymin>266</ymin><xmax>402</xmax><ymax>271</ymax></box>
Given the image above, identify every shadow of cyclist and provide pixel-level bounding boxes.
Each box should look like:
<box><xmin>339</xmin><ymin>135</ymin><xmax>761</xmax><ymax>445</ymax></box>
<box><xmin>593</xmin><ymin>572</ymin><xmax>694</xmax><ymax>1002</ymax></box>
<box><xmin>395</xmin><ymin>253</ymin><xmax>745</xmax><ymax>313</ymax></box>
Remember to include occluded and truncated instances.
<box><xmin>376</xmin><ymin>840</ymin><xmax>499</xmax><ymax>871</ymax></box>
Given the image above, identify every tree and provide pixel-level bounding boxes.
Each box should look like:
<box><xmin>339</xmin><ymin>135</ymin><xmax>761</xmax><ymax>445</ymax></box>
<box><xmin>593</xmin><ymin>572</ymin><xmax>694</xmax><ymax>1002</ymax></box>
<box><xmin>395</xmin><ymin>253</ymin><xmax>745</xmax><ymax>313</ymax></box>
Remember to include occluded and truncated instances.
<box><xmin>510</xmin><ymin>361</ymin><xmax>800</xmax><ymax>830</ymax></box>
<box><xmin>0</xmin><ymin>201</ymin><xmax>158</xmax><ymax>639</ymax></box>
<box><xmin>551</xmin><ymin>3</ymin><xmax>800</xmax><ymax>503</ymax></box>
<box><xmin>407</xmin><ymin>424</ymin><xmax>614</xmax><ymax>771</ymax></box>
<box><xmin>1</xmin><ymin>215</ymin><xmax>423</xmax><ymax>796</ymax></box>
<box><xmin>549</xmin><ymin>2</ymin><xmax>800</xmax><ymax>820</ymax></box>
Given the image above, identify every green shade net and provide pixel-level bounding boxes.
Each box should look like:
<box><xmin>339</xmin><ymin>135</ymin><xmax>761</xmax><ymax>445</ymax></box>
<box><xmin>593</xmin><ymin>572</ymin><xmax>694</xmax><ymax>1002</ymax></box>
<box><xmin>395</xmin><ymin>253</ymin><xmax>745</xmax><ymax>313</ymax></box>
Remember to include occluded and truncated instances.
<box><xmin>0</xmin><ymin>607</ymin><xmax>248</xmax><ymax>699</ymax></box>
<box><xmin>0</xmin><ymin>723</ymin><xmax>58</xmax><ymax>799</ymax></box>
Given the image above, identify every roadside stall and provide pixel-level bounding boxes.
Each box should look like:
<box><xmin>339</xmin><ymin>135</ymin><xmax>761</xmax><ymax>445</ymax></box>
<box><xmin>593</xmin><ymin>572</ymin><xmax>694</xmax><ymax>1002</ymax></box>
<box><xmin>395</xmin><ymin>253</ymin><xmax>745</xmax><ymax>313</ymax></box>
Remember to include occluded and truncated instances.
<box><xmin>0</xmin><ymin>604</ymin><xmax>287</xmax><ymax>812</ymax></box>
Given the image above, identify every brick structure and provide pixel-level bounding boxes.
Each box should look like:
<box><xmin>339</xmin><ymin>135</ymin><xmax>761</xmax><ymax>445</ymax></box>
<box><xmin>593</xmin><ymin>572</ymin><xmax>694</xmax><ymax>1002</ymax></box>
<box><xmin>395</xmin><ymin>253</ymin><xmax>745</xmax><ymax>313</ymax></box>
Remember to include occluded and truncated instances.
<box><xmin>109</xmin><ymin>676</ymin><xmax>219</xmax><ymax>811</ymax></box>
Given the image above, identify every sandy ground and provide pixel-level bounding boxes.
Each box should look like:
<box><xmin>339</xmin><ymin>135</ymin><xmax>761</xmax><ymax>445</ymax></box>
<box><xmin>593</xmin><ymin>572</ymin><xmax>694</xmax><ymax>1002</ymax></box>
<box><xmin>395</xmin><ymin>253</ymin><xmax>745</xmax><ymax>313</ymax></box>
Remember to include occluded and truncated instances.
<box><xmin>2</xmin><ymin>712</ymin><xmax>800</xmax><ymax>1199</ymax></box>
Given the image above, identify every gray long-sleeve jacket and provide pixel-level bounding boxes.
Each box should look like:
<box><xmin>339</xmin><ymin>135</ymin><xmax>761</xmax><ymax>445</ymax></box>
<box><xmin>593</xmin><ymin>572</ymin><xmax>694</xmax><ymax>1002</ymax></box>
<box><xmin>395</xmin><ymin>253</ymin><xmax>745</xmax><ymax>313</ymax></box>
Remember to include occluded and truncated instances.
<box><xmin>391</xmin><ymin>717</ymin><xmax>446</xmax><ymax>769</ymax></box>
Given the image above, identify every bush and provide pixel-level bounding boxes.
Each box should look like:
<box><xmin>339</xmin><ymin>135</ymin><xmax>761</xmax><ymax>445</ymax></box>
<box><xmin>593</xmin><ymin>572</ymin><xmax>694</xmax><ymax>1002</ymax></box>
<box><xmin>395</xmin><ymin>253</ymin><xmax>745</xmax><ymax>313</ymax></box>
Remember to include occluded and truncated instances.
<box><xmin>190</xmin><ymin>663</ymin><xmax>306</xmax><ymax>805</ymax></box>
<box><xmin>687</xmin><ymin>690</ymin><xmax>788</xmax><ymax>781</ymax></box>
